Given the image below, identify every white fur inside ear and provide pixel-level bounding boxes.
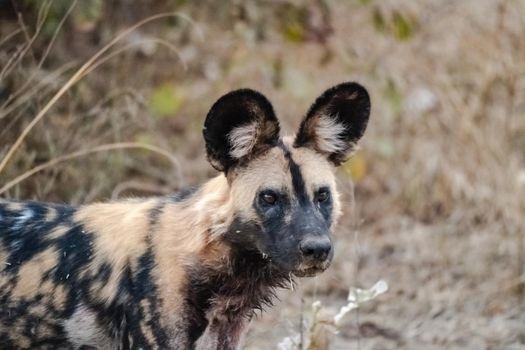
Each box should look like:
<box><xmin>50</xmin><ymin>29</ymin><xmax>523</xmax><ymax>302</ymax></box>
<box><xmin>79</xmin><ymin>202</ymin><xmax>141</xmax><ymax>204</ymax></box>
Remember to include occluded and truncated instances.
<box><xmin>315</xmin><ymin>116</ymin><xmax>349</xmax><ymax>154</ymax></box>
<box><xmin>228</xmin><ymin>121</ymin><xmax>258</xmax><ymax>159</ymax></box>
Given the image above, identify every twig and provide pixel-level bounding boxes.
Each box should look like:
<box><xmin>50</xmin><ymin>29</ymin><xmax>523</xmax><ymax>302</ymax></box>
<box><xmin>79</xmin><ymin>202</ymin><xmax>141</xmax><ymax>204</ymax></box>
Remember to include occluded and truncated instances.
<box><xmin>0</xmin><ymin>28</ymin><xmax>23</xmax><ymax>47</ymax></box>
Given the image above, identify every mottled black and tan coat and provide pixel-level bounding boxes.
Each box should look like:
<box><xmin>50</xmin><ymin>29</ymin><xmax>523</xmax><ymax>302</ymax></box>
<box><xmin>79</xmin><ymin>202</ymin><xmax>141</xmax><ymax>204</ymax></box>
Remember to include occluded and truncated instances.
<box><xmin>0</xmin><ymin>82</ymin><xmax>370</xmax><ymax>349</ymax></box>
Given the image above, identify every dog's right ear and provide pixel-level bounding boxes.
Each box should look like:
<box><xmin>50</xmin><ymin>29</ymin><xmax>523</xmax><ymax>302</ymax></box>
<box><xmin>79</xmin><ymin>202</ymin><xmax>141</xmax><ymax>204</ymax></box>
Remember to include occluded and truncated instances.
<box><xmin>294</xmin><ymin>82</ymin><xmax>370</xmax><ymax>165</ymax></box>
<box><xmin>203</xmin><ymin>89</ymin><xmax>281</xmax><ymax>172</ymax></box>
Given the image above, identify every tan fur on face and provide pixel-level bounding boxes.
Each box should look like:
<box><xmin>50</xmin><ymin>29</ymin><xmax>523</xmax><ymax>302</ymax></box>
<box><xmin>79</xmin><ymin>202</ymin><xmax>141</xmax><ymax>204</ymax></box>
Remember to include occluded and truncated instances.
<box><xmin>225</xmin><ymin>137</ymin><xmax>343</xmax><ymax>231</ymax></box>
<box><xmin>283</xmin><ymin>136</ymin><xmax>343</xmax><ymax>226</ymax></box>
<box><xmin>230</xmin><ymin>147</ymin><xmax>292</xmax><ymax>221</ymax></box>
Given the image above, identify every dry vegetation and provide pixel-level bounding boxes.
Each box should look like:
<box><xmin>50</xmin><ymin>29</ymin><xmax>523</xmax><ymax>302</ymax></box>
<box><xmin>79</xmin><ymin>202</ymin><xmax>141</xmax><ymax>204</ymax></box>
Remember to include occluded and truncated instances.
<box><xmin>1</xmin><ymin>0</ymin><xmax>524</xmax><ymax>349</ymax></box>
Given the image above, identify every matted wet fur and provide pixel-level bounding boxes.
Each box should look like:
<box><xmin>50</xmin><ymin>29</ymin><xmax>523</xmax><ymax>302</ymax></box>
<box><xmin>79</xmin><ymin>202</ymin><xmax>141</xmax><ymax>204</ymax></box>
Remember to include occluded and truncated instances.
<box><xmin>0</xmin><ymin>82</ymin><xmax>370</xmax><ymax>349</ymax></box>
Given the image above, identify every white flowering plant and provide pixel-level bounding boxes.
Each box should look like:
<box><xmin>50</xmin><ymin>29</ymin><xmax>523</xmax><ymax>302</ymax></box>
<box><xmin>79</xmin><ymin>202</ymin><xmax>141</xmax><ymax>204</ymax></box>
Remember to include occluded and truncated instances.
<box><xmin>278</xmin><ymin>280</ymin><xmax>388</xmax><ymax>350</ymax></box>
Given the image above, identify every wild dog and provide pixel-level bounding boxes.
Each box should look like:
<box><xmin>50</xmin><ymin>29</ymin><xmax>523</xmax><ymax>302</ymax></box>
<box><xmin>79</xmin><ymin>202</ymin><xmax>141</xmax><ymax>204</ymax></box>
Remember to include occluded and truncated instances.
<box><xmin>0</xmin><ymin>82</ymin><xmax>370</xmax><ymax>349</ymax></box>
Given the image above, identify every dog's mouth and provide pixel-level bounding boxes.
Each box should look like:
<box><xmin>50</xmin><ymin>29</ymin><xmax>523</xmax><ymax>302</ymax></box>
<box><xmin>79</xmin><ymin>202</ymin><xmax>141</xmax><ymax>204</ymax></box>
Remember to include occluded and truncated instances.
<box><xmin>258</xmin><ymin>250</ymin><xmax>332</xmax><ymax>277</ymax></box>
<box><xmin>292</xmin><ymin>263</ymin><xmax>330</xmax><ymax>277</ymax></box>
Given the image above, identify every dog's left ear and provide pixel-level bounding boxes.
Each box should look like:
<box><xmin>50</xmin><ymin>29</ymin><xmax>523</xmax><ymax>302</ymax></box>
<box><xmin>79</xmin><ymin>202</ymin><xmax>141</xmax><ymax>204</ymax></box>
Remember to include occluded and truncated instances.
<box><xmin>294</xmin><ymin>82</ymin><xmax>370</xmax><ymax>165</ymax></box>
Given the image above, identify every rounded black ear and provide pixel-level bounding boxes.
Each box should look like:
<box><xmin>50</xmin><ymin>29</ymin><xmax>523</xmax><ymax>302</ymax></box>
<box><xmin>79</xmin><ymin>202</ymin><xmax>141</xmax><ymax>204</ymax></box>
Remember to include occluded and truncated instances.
<box><xmin>203</xmin><ymin>89</ymin><xmax>281</xmax><ymax>172</ymax></box>
<box><xmin>294</xmin><ymin>82</ymin><xmax>370</xmax><ymax>165</ymax></box>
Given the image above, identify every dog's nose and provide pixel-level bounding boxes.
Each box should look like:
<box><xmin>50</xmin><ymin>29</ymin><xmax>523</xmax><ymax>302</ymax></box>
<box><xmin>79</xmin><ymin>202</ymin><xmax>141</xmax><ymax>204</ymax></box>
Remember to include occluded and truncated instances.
<box><xmin>300</xmin><ymin>237</ymin><xmax>332</xmax><ymax>261</ymax></box>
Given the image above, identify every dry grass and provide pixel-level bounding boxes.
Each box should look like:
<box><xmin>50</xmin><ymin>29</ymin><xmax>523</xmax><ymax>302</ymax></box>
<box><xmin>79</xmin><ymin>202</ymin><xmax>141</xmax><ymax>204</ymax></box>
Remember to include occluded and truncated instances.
<box><xmin>1</xmin><ymin>0</ymin><xmax>524</xmax><ymax>349</ymax></box>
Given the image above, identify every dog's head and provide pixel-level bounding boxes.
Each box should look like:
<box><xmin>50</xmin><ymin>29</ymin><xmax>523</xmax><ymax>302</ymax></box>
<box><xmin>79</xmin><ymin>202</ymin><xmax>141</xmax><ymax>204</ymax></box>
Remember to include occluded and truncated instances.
<box><xmin>203</xmin><ymin>83</ymin><xmax>370</xmax><ymax>276</ymax></box>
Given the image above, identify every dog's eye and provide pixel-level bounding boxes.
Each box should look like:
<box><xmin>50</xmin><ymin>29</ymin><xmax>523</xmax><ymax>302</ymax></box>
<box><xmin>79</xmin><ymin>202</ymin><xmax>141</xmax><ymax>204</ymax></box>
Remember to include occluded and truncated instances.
<box><xmin>261</xmin><ymin>192</ymin><xmax>277</xmax><ymax>205</ymax></box>
<box><xmin>317</xmin><ymin>189</ymin><xmax>330</xmax><ymax>203</ymax></box>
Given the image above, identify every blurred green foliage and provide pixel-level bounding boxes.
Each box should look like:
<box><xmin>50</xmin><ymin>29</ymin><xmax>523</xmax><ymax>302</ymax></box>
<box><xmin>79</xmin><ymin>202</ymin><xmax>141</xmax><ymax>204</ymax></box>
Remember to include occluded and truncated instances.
<box><xmin>279</xmin><ymin>4</ymin><xmax>309</xmax><ymax>43</ymax></box>
<box><xmin>392</xmin><ymin>11</ymin><xmax>415</xmax><ymax>40</ymax></box>
<box><xmin>371</xmin><ymin>5</ymin><xmax>418</xmax><ymax>40</ymax></box>
<box><xmin>384</xmin><ymin>80</ymin><xmax>402</xmax><ymax>113</ymax></box>
<box><xmin>73</xmin><ymin>0</ymin><xmax>103</xmax><ymax>31</ymax></box>
<box><xmin>342</xmin><ymin>152</ymin><xmax>367</xmax><ymax>181</ymax></box>
<box><xmin>149</xmin><ymin>84</ymin><xmax>185</xmax><ymax>119</ymax></box>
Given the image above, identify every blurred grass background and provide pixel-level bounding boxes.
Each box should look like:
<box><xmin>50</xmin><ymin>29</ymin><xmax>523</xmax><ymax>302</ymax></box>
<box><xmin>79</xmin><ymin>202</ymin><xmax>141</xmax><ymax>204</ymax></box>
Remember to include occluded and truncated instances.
<box><xmin>0</xmin><ymin>0</ymin><xmax>524</xmax><ymax>348</ymax></box>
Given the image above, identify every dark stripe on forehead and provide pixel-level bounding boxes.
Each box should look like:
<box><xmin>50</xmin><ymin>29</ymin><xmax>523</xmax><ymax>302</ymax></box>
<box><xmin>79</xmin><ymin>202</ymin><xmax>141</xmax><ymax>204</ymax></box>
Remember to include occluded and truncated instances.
<box><xmin>277</xmin><ymin>141</ymin><xmax>309</xmax><ymax>205</ymax></box>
